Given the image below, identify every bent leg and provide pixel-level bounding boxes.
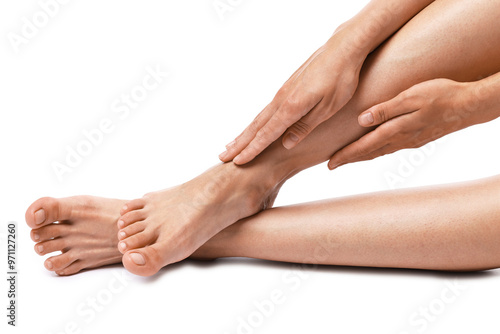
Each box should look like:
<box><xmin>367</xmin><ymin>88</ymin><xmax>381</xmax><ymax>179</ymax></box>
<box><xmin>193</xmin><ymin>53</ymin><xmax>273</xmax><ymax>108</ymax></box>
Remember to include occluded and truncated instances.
<box><xmin>195</xmin><ymin>175</ymin><xmax>500</xmax><ymax>271</ymax></box>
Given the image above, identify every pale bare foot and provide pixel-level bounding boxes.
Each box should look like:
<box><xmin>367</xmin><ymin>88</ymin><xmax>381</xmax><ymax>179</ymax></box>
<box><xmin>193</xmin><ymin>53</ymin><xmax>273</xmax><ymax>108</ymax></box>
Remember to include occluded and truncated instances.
<box><xmin>25</xmin><ymin>196</ymin><xmax>126</xmax><ymax>276</ymax></box>
<box><xmin>117</xmin><ymin>162</ymin><xmax>280</xmax><ymax>276</ymax></box>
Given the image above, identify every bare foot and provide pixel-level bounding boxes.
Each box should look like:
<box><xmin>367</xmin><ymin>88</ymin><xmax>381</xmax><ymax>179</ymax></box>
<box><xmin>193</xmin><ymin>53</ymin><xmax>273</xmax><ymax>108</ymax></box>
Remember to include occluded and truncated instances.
<box><xmin>117</xmin><ymin>162</ymin><xmax>280</xmax><ymax>276</ymax></box>
<box><xmin>25</xmin><ymin>196</ymin><xmax>126</xmax><ymax>276</ymax></box>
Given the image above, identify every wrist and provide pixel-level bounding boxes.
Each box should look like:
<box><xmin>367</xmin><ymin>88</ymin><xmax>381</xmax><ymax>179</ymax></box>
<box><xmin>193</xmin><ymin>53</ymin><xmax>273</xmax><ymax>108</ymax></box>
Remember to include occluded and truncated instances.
<box><xmin>327</xmin><ymin>26</ymin><xmax>369</xmax><ymax>69</ymax></box>
<box><xmin>461</xmin><ymin>79</ymin><xmax>499</xmax><ymax>125</ymax></box>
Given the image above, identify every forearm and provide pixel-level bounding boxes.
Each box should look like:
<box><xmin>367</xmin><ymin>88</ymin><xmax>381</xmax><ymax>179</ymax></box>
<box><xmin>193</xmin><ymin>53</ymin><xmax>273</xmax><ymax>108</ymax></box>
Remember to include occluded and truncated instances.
<box><xmin>333</xmin><ymin>0</ymin><xmax>435</xmax><ymax>57</ymax></box>
<box><xmin>203</xmin><ymin>175</ymin><xmax>500</xmax><ymax>271</ymax></box>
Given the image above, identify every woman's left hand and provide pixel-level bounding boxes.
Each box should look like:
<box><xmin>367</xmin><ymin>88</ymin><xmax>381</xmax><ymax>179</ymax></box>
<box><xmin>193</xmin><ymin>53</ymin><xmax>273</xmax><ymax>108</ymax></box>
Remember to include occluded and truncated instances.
<box><xmin>328</xmin><ymin>78</ymin><xmax>489</xmax><ymax>170</ymax></box>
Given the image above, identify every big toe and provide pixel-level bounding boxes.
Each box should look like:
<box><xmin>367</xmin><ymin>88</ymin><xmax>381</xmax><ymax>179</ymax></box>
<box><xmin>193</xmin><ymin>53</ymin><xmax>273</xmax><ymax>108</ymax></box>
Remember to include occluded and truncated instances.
<box><xmin>25</xmin><ymin>197</ymin><xmax>60</xmax><ymax>228</ymax></box>
<box><xmin>122</xmin><ymin>244</ymin><xmax>165</xmax><ymax>277</ymax></box>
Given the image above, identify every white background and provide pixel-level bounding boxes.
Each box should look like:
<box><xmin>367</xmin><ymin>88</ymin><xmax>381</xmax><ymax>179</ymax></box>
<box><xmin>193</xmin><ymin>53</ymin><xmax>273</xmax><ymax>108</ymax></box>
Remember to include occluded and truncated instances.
<box><xmin>1</xmin><ymin>0</ymin><xmax>500</xmax><ymax>333</ymax></box>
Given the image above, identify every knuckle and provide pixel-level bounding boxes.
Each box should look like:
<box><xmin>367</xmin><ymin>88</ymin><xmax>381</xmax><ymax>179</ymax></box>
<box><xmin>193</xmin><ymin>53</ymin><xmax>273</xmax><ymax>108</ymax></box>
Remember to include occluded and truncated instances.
<box><xmin>383</xmin><ymin>121</ymin><xmax>404</xmax><ymax>135</ymax></box>
<box><xmin>374</xmin><ymin>106</ymin><xmax>388</xmax><ymax>123</ymax></box>
<box><xmin>274</xmin><ymin>86</ymin><xmax>289</xmax><ymax>102</ymax></box>
<box><xmin>353</xmin><ymin>146</ymin><xmax>368</xmax><ymax>157</ymax></box>
<box><xmin>247</xmin><ymin>120</ymin><xmax>261</xmax><ymax>134</ymax></box>
<box><xmin>254</xmin><ymin>126</ymin><xmax>272</xmax><ymax>146</ymax></box>
<box><xmin>290</xmin><ymin>120</ymin><xmax>312</xmax><ymax>137</ymax></box>
<box><xmin>282</xmin><ymin>95</ymin><xmax>301</xmax><ymax>114</ymax></box>
<box><xmin>398</xmin><ymin>89</ymin><xmax>413</xmax><ymax>101</ymax></box>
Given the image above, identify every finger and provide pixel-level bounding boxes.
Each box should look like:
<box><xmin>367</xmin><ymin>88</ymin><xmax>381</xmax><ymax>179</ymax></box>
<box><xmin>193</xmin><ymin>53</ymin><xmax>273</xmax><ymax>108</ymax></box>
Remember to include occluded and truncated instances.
<box><xmin>219</xmin><ymin>104</ymin><xmax>275</xmax><ymax>162</ymax></box>
<box><xmin>332</xmin><ymin>144</ymin><xmax>400</xmax><ymax>169</ymax></box>
<box><xmin>327</xmin><ymin>127</ymin><xmax>394</xmax><ymax>170</ymax></box>
<box><xmin>219</xmin><ymin>47</ymin><xmax>325</xmax><ymax>163</ymax></box>
<box><xmin>233</xmin><ymin>91</ymin><xmax>321</xmax><ymax>165</ymax></box>
<box><xmin>358</xmin><ymin>90</ymin><xmax>419</xmax><ymax>127</ymax></box>
<box><xmin>281</xmin><ymin>99</ymin><xmax>326</xmax><ymax>149</ymax></box>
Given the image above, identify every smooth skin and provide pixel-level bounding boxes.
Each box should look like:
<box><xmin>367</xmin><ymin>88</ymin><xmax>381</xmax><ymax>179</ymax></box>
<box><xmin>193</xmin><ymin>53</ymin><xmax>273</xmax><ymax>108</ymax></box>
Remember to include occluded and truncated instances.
<box><xmin>329</xmin><ymin>72</ymin><xmax>500</xmax><ymax>169</ymax></box>
<box><xmin>194</xmin><ymin>175</ymin><xmax>500</xmax><ymax>271</ymax></box>
<box><xmin>26</xmin><ymin>0</ymin><xmax>500</xmax><ymax>276</ymax></box>
<box><xmin>219</xmin><ymin>0</ymin><xmax>436</xmax><ymax>165</ymax></box>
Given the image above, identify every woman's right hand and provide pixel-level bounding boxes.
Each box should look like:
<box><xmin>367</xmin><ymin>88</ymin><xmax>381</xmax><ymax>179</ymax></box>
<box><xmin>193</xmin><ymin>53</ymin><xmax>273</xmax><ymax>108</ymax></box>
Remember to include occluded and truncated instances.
<box><xmin>219</xmin><ymin>31</ymin><xmax>367</xmax><ymax>165</ymax></box>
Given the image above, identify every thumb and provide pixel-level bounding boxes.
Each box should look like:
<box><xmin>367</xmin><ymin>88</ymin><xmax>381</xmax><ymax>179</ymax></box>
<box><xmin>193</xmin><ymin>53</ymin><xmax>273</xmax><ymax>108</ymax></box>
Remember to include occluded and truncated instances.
<box><xmin>282</xmin><ymin>108</ymin><xmax>328</xmax><ymax>149</ymax></box>
<box><xmin>358</xmin><ymin>90</ymin><xmax>417</xmax><ymax>127</ymax></box>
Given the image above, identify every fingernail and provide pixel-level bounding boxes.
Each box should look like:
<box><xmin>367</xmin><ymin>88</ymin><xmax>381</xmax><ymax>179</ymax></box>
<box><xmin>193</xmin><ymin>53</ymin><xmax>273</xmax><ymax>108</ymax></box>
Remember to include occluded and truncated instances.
<box><xmin>283</xmin><ymin>133</ymin><xmax>299</xmax><ymax>149</ymax></box>
<box><xmin>328</xmin><ymin>162</ymin><xmax>341</xmax><ymax>170</ymax></box>
<box><xmin>34</xmin><ymin>209</ymin><xmax>46</xmax><ymax>225</ymax></box>
<box><xmin>233</xmin><ymin>155</ymin><xmax>242</xmax><ymax>165</ymax></box>
<box><xmin>45</xmin><ymin>260</ymin><xmax>53</xmax><ymax>270</ymax></box>
<box><xmin>219</xmin><ymin>150</ymin><xmax>228</xmax><ymax>160</ymax></box>
<box><xmin>130</xmin><ymin>253</ymin><xmax>146</xmax><ymax>265</ymax></box>
<box><xmin>225</xmin><ymin>140</ymin><xmax>235</xmax><ymax>149</ymax></box>
<box><xmin>33</xmin><ymin>233</ymin><xmax>40</xmax><ymax>241</ymax></box>
<box><xmin>37</xmin><ymin>245</ymin><xmax>44</xmax><ymax>254</ymax></box>
<box><xmin>359</xmin><ymin>112</ymin><xmax>374</xmax><ymax>126</ymax></box>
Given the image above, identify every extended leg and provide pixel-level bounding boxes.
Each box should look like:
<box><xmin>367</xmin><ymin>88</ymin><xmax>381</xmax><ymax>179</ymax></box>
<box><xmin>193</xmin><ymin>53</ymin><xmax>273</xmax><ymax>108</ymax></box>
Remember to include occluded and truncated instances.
<box><xmin>195</xmin><ymin>175</ymin><xmax>500</xmax><ymax>271</ymax></box>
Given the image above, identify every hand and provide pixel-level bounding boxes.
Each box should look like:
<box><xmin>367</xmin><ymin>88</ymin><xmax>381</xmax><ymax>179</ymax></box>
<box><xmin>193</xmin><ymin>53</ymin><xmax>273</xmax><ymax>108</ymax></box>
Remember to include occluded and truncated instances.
<box><xmin>219</xmin><ymin>34</ymin><xmax>366</xmax><ymax>165</ymax></box>
<box><xmin>328</xmin><ymin>78</ymin><xmax>486</xmax><ymax>170</ymax></box>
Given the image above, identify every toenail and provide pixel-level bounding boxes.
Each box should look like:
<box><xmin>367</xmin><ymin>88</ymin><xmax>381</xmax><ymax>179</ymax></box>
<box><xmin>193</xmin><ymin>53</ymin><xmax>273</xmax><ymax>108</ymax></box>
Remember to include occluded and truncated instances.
<box><xmin>119</xmin><ymin>231</ymin><xmax>126</xmax><ymax>239</ymax></box>
<box><xmin>45</xmin><ymin>261</ymin><xmax>53</xmax><ymax>270</ymax></box>
<box><xmin>122</xmin><ymin>205</ymin><xmax>128</xmax><ymax>211</ymax></box>
<box><xmin>33</xmin><ymin>233</ymin><xmax>40</xmax><ymax>241</ymax></box>
<box><xmin>129</xmin><ymin>253</ymin><xmax>146</xmax><ymax>266</ymax></box>
<box><xmin>119</xmin><ymin>242</ymin><xmax>127</xmax><ymax>250</ymax></box>
<box><xmin>34</xmin><ymin>209</ymin><xmax>46</xmax><ymax>225</ymax></box>
<box><xmin>118</xmin><ymin>220</ymin><xmax>125</xmax><ymax>228</ymax></box>
<box><xmin>37</xmin><ymin>245</ymin><xmax>44</xmax><ymax>253</ymax></box>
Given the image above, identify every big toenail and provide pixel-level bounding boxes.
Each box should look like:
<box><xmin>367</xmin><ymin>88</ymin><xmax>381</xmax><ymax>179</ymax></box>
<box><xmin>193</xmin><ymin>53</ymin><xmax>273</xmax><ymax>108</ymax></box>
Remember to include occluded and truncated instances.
<box><xmin>33</xmin><ymin>233</ymin><xmax>40</xmax><ymax>241</ymax></box>
<box><xmin>34</xmin><ymin>209</ymin><xmax>46</xmax><ymax>225</ymax></box>
<box><xmin>37</xmin><ymin>245</ymin><xmax>44</xmax><ymax>253</ymax></box>
<box><xmin>119</xmin><ymin>242</ymin><xmax>127</xmax><ymax>250</ymax></box>
<box><xmin>119</xmin><ymin>231</ymin><xmax>126</xmax><ymax>239</ymax></box>
<box><xmin>130</xmin><ymin>253</ymin><xmax>146</xmax><ymax>265</ymax></box>
<box><xmin>46</xmin><ymin>261</ymin><xmax>53</xmax><ymax>269</ymax></box>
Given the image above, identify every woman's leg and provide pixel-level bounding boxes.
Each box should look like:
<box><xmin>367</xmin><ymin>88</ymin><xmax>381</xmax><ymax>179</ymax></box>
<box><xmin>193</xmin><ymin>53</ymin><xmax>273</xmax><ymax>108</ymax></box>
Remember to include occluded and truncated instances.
<box><xmin>195</xmin><ymin>175</ymin><xmax>500</xmax><ymax>271</ymax></box>
<box><xmin>26</xmin><ymin>0</ymin><xmax>500</xmax><ymax>276</ymax></box>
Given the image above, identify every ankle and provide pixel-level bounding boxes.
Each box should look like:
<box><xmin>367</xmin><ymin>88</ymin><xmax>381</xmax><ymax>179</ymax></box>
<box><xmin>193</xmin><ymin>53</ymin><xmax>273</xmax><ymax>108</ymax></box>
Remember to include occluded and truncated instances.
<box><xmin>221</xmin><ymin>161</ymin><xmax>278</xmax><ymax>211</ymax></box>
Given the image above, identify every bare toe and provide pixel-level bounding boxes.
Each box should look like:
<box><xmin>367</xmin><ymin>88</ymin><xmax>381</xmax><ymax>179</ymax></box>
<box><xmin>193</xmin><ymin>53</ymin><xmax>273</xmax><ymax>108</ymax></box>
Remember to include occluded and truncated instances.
<box><xmin>117</xmin><ymin>209</ymin><xmax>147</xmax><ymax>229</ymax></box>
<box><xmin>122</xmin><ymin>243</ymin><xmax>165</xmax><ymax>276</ymax></box>
<box><xmin>118</xmin><ymin>230</ymin><xmax>156</xmax><ymax>254</ymax></box>
<box><xmin>120</xmin><ymin>198</ymin><xmax>146</xmax><ymax>215</ymax></box>
<box><xmin>27</xmin><ymin>195</ymin><xmax>127</xmax><ymax>275</ymax></box>
<box><xmin>25</xmin><ymin>197</ymin><xmax>73</xmax><ymax>228</ymax></box>
<box><xmin>45</xmin><ymin>252</ymin><xmax>75</xmax><ymax>272</ymax></box>
<box><xmin>118</xmin><ymin>221</ymin><xmax>146</xmax><ymax>240</ymax></box>
<box><xmin>31</xmin><ymin>223</ymin><xmax>66</xmax><ymax>242</ymax></box>
<box><xmin>35</xmin><ymin>238</ymin><xmax>66</xmax><ymax>256</ymax></box>
<box><xmin>55</xmin><ymin>260</ymin><xmax>86</xmax><ymax>276</ymax></box>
